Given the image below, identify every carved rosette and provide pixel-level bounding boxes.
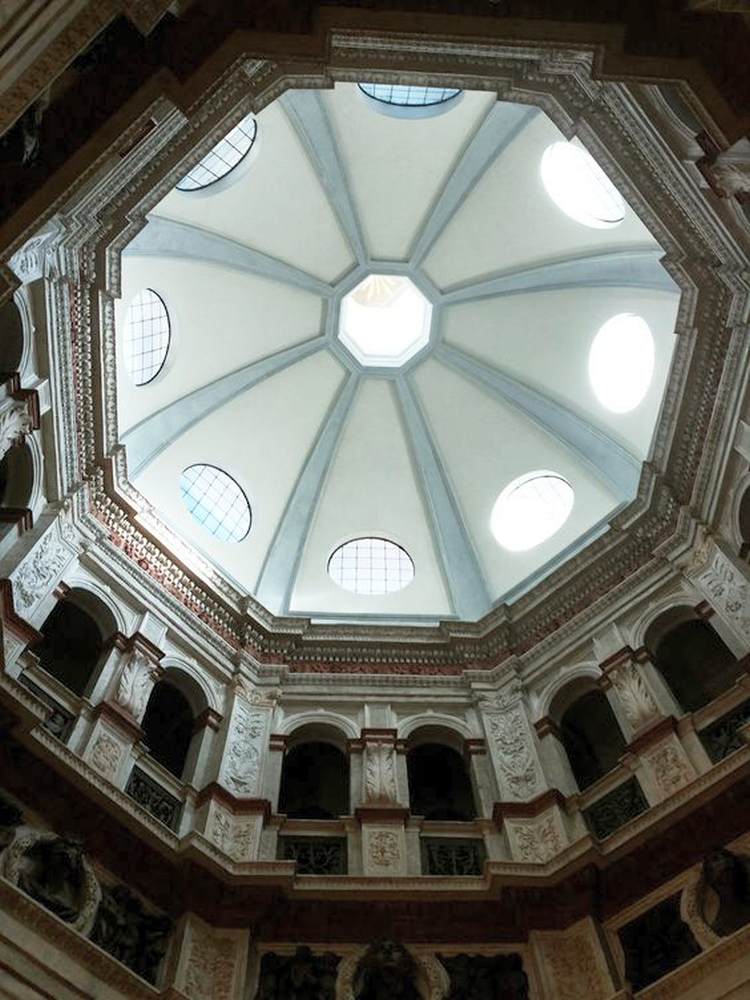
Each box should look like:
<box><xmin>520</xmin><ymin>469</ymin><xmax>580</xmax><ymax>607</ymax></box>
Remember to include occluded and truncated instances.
<box><xmin>87</xmin><ymin>728</ymin><xmax>126</xmax><ymax>783</ymax></box>
<box><xmin>363</xmin><ymin>826</ymin><xmax>406</xmax><ymax>877</ymax></box>
<box><xmin>479</xmin><ymin>685</ymin><xmax>544</xmax><ymax>802</ymax></box>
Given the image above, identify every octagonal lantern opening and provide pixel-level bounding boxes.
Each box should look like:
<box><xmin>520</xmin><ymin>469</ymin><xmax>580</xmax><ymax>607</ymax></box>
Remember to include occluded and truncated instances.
<box><xmin>338</xmin><ymin>273</ymin><xmax>432</xmax><ymax>368</ymax></box>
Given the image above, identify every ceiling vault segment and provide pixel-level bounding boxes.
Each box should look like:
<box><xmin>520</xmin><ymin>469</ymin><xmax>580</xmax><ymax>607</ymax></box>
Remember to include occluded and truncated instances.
<box><xmin>440</xmin><ymin>247</ymin><xmax>677</xmax><ymax>303</ymax></box>
<box><xmin>255</xmin><ymin>372</ymin><xmax>361</xmax><ymax>614</ymax></box>
<box><xmin>435</xmin><ymin>343</ymin><xmax>642</xmax><ymax>500</ymax></box>
<box><xmin>395</xmin><ymin>377</ymin><xmax>491</xmax><ymax>620</ymax></box>
<box><xmin>124</xmin><ymin>216</ymin><xmax>331</xmax><ymax>296</ymax></box>
<box><xmin>122</xmin><ymin>336</ymin><xmax>328</xmax><ymax>477</ymax></box>
<box><xmin>409</xmin><ymin>103</ymin><xmax>537</xmax><ymax>268</ymax></box>
<box><xmin>280</xmin><ymin>90</ymin><xmax>368</xmax><ymax>266</ymax></box>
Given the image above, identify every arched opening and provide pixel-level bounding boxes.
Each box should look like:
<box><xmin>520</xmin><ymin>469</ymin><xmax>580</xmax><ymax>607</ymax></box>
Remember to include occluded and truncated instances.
<box><xmin>559</xmin><ymin>689</ymin><xmax>626</xmax><ymax>791</ymax></box>
<box><xmin>279</xmin><ymin>736</ymin><xmax>350</xmax><ymax>819</ymax></box>
<box><xmin>34</xmin><ymin>589</ymin><xmax>116</xmax><ymax>696</ymax></box>
<box><xmin>0</xmin><ymin>441</ymin><xmax>34</xmax><ymax>510</ymax></box>
<box><xmin>646</xmin><ymin>613</ymin><xmax>743</xmax><ymax>713</ymax></box>
<box><xmin>141</xmin><ymin>679</ymin><xmax>196</xmax><ymax>779</ymax></box>
<box><xmin>0</xmin><ymin>299</ymin><xmax>24</xmax><ymax>378</ymax></box>
<box><xmin>407</xmin><ymin>740</ymin><xmax>476</xmax><ymax>821</ymax></box>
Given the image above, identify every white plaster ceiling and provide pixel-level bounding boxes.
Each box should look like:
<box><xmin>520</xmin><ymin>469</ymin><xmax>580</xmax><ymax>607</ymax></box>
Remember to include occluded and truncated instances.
<box><xmin>117</xmin><ymin>82</ymin><xmax>680</xmax><ymax>624</ymax></box>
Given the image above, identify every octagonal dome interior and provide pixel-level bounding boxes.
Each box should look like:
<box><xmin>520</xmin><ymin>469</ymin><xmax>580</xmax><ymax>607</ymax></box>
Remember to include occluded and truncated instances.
<box><xmin>116</xmin><ymin>83</ymin><xmax>680</xmax><ymax>624</ymax></box>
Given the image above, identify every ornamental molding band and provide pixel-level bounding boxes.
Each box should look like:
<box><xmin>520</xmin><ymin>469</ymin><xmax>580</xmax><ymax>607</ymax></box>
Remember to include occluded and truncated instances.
<box><xmin>220</xmin><ymin>702</ymin><xmax>268</xmax><ymax>798</ymax></box>
<box><xmin>2</xmin><ymin>27</ymin><xmax>749</xmax><ymax>674</ymax></box>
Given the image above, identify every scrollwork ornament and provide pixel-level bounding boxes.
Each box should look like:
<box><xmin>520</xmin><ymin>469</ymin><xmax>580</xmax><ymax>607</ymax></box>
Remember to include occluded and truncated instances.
<box><xmin>114</xmin><ymin>651</ymin><xmax>157</xmax><ymax>721</ymax></box>
<box><xmin>485</xmin><ymin>707</ymin><xmax>541</xmax><ymax>801</ymax></box>
<box><xmin>223</xmin><ymin>703</ymin><xmax>265</xmax><ymax>796</ymax></box>
<box><xmin>364</xmin><ymin>741</ymin><xmax>398</xmax><ymax>804</ymax></box>
<box><xmin>12</xmin><ymin>527</ymin><xmax>72</xmax><ymax>611</ymax></box>
<box><xmin>368</xmin><ymin>830</ymin><xmax>400</xmax><ymax>869</ymax></box>
<box><xmin>609</xmin><ymin>661</ymin><xmax>660</xmax><ymax>730</ymax></box>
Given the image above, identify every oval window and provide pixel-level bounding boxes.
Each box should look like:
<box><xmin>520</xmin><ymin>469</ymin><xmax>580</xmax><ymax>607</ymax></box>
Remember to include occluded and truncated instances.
<box><xmin>358</xmin><ymin>83</ymin><xmax>461</xmax><ymax>108</ymax></box>
<box><xmin>540</xmin><ymin>141</ymin><xmax>625</xmax><ymax>229</ymax></box>
<box><xmin>328</xmin><ymin>537</ymin><xmax>415</xmax><ymax>595</ymax></box>
<box><xmin>491</xmin><ymin>473</ymin><xmax>574</xmax><ymax>551</ymax></box>
<box><xmin>123</xmin><ymin>288</ymin><xmax>171</xmax><ymax>386</ymax></box>
<box><xmin>176</xmin><ymin>113</ymin><xmax>257</xmax><ymax>192</ymax></box>
<box><xmin>589</xmin><ymin>313</ymin><xmax>655</xmax><ymax>413</ymax></box>
<box><xmin>179</xmin><ymin>464</ymin><xmax>251</xmax><ymax>542</ymax></box>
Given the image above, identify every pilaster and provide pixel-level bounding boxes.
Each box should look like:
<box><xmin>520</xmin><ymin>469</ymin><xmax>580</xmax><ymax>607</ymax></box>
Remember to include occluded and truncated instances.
<box><xmin>476</xmin><ymin>677</ymin><xmax>546</xmax><ymax>803</ymax></box>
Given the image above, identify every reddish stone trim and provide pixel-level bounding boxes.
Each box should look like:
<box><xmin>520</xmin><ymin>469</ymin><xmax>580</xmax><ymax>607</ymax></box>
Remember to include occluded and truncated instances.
<box><xmin>195</xmin><ymin>782</ymin><xmax>271</xmax><ymax>819</ymax></box>
<box><xmin>534</xmin><ymin>717</ymin><xmax>562</xmax><ymax>740</ymax></box>
<box><xmin>464</xmin><ymin>738</ymin><xmax>487</xmax><ymax>756</ymax></box>
<box><xmin>356</xmin><ymin>806</ymin><xmax>409</xmax><ymax>824</ymax></box>
<box><xmin>599</xmin><ymin>645</ymin><xmax>635</xmax><ymax>673</ymax></box>
<box><xmin>633</xmin><ymin>646</ymin><xmax>652</xmax><ymax>665</ymax></box>
<box><xmin>269</xmin><ymin>733</ymin><xmax>288</xmax><ymax>752</ymax></box>
<box><xmin>346</xmin><ymin>738</ymin><xmax>364</xmax><ymax>754</ymax></box>
<box><xmin>695</xmin><ymin>600</ymin><xmax>715</xmax><ymax>620</ymax></box>
<box><xmin>493</xmin><ymin>789</ymin><xmax>567</xmax><ymax>827</ymax></box>
<box><xmin>125</xmin><ymin>630</ymin><xmax>165</xmax><ymax>663</ymax></box>
<box><xmin>361</xmin><ymin>728</ymin><xmax>398</xmax><ymax>741</ymax></box>
<box><xmin>193</xmin><ymin>707</ymin><xmax>222</xmax><ymax>734</ymax></box>
<box><xmin>11</xmin><ymin>387</ymin><xmax>40</xmax><ymax>431</ymax></box>
<box><xmin>104</xmin><ymin>631</ymin><xmax>130</xmax><ymax>654</ymax></box>
<box><xmin>53</xmin><ymin>580</ymin><xmax>71</xmax><ymax>601</ymax></box>
<box><xmin>0</xmin><ymin>507</ymin><xmax>33</xmax><ymax>530</ymax></box>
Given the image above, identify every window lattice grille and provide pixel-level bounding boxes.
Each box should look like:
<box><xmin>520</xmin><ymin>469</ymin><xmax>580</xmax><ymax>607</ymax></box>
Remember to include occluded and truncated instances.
<box><xmin>359</xmin><ymin>83</ymin><xmax>460</xmax><ymax>107</ymax></box>
<box><xmin>179</xmin><ymin>464</ymin><xmax>251</xmax><ymax>543</ymax></box>
<box><xmin>176</xmin><ymin>114</ymin><xmax>257</xmax><ymax>191</ymax></box>
<box><xmin>123</xmin><ymin>288</ymin><xmax>171</xmax><ymax>386</ymax></box>
<box><xmin>327</xmin><ymin>537</ymin><xmax>414</xmax><ymax>595</ymax></box>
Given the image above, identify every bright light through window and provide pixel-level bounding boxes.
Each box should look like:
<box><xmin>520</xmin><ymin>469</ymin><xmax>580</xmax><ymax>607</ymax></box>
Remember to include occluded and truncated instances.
<box><xmin>540</xmin><ymin>141</ymin><xmax>625</xmax><ymax>229</ymax></box>
<box><xmin>491</xmin><ymin>473</ymin><xmax>574</xmax><ymax>551</ymax></box>
<box><xmin>123</xmin><ymin>288</ymin><xmax>171</xmax><ymax>386</ymax></box>
<box><xmin>338</xmin><ymin>274</ymin><xmax>432</xmax><ymax>368</ymax></box>
<box><xmin>328</xmin><ymin>537</ymin><xmax>415</xmax><ymax>595</ymax></box>
<box><xmin>179</xmin><ymin>464</ymin><xmax>251</xmax><ymax>542</ymax></box>
<box><xmin>589</xmin><ymin>313</ymin><xmax>655</xmax><ymax>413</ymax></box>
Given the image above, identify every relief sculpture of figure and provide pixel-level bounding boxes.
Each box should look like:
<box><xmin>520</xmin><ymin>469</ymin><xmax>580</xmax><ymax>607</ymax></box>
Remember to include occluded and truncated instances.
<box><xmin>17</xmin><ymin>836</ymin><xmax>86</xmax><ymax>923</ymax></box>
<box><xmin>353</xmin><ymin>940</ymin><xmax>422</xmax><ymax>1000</ymax></box>
<box><xmin>256</xmin><ymin>945</ymin><xmax>339</xmax><ymax>1000</ymax></box>
<box><xmin>700</xmin><ymin>848</ymin><xmax>750</xmax><ymax>937</ymax></box>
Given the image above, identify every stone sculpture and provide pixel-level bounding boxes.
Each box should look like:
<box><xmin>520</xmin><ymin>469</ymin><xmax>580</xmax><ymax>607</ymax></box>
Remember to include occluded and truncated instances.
<box><xmin>256</xmin><ymin>945</ymin><xmax>339</xmax><ymax>1000</ymax></box>
<box><xmin>17</xmin><ymin>836</ymin><xmax>87</xmax><ymax>923</ymax></box>
<box><xmin>353</xmin><ymin>940</ymin><xmax>421</xmax><ymax>1000</ymax></box>
<box><xmin>440</xmin><ymin>952</ymin><xmax>529</xmax><ymax>999</ymax></box>
<box><xmin>91</xmin><ymin>884</ymin><xmax>172</xmax><ymax>985</ymax></box>
<box><xmin>700</xmin><ymin>848</ymin><xmax>750</xmax><ymax>937</ymax></box>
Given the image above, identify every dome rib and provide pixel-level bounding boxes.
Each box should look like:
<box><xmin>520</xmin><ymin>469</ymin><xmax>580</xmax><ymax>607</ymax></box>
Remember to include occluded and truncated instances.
<box><xmin>394</xmin><ymin>376</ymin><xmax>490</xmax><ymax>620</ymax></box>
<box><xmin>126</xmin><ymin>216</ymin><xmax>332</xmax><ymax>296</ymax></box>
<box><xmin>122</xmin><ymin>336</ymin><xmax>327</xmax><ymax>477</ymax></box>
<box><xmin>410</xmin><ymin>102</ymin><xmax>536</xmax><ymax>268</ymax></box>
<box><xmin>255</xmin><ymin>373</ymin><xmax>361</xmax><ymax>614</ymax></box>
<box><xmin>435</xmin><ymin>342</ymin><xmax>642</xmax><ymax>500</ymax></box>
<box><xmin>280</xmin><ymin>89</ymin><xmax>368</xmax><ymax>265</ymax></box>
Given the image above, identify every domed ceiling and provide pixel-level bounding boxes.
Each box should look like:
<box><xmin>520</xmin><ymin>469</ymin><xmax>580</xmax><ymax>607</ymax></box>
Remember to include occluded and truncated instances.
<box><xmin>116</xmin><ymin>83</ymin><xmax>680</xmax><ymax>625</ymax></box>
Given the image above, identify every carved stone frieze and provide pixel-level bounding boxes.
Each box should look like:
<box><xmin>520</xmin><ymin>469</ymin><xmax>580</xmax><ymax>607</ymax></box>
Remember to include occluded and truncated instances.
<box><xmin>113</xmin><ymin>650</ymin><xmax>158</xmax><ymax>722</ymax></box>
<box><xmin>608</xmin><ymin>660</ymin><xmax>661</xmax><ymax>731</ymax></box>
<box><xmin>206</xmin><ymin>804</ymin><xmax>259</xmax><ymax>863</ymax></box>
<box><xmin>222</xmin><ymin>702</ymin><xmax>267</xmax><ymax>797</ymax></box>
<box><xmin>10</xmin><ymin>521</ymin><xmax>75</xmax><ymax>612</ymax></box>
<box><xmin>692</xmin><ymin>542</ymin><xmax>750</xmax><ymax>643</ymax></box>
<box><xmin>533</xmin><ymin>920</ymin><xmax>615</xmax><ymax>1000</ymax></box>
<box><xmin>481</xmin><ymin>692</ymin><xmax>543</xmax><ymax>802</ymax></box>
<box><xmin>507</xmin><ymin>812</ymin><xmax>566</xmax><ymax>864</ymax></box>
<box><xmin>362</xmin><ymin>825</ymin><xmax>406</xmax><ymax>877</ymax></box>
<box><xmin>180</xmin><ymin>921</ymin><xmax>246</xmax><ymax>1000</ymax></box>
<box><xmin>0</xmin><ymin>400</ymin><xmax>32</xmax><ymax>460</ymax></box>
<box><xmin>642</xmin><ymin>739</ymin><xmax>696</xmax><ymax>800</ymax></box>
<box><xmin>363</xmin><ymin>741</ymin><xmax>398</xmax><ymax>805</ymax></box>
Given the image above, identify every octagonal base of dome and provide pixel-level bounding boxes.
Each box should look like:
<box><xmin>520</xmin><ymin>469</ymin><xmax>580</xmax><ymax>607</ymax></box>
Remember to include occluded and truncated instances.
<box><xmin>338</xmin><ymin>273</ymin><xmax>432</xmax><ymax>368</ymax></box>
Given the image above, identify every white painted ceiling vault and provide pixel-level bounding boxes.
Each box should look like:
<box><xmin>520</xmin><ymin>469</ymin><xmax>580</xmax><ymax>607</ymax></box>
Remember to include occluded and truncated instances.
<box><xmin>116</xmin><ymin>83</ymin><xmax>680</xmax><ymax>625</ymax></box>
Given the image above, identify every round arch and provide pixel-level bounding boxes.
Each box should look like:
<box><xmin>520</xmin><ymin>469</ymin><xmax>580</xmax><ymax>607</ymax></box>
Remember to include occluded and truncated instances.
<box><xmin>399</xmin><ymin>715</ymin><xmax>472</xmax><ymax>748</ymax></box>
<box><xmin>537</xmin><ymin>664</ymin><xmax>603</xmax><ymax>723</ymax></box>
<box><xmin>159</xmin><ymin>657</ymin><xmax>216</xmax><ymax>715</ymax></box>
<box><xmin>279</xmin><ymin>712</ymin><xmax>358</xmax><ymax>743</ymax></box>
<box><xmin>62</xmin><ymin>576</ymin><xmax>129</xmax><ymax>635</ymax></box>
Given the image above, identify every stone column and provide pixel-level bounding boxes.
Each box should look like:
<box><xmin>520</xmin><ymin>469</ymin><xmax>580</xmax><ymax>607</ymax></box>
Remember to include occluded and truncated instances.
<box><xmin>357</xmin><ymin>729</ymin><xmax>409</xmax><ymax>877</ymax></box>
<box><xmin>170</xmin><ymin>913</ymin><xmax>250</xmax><ymax>1000</ymax></box>
<box><xmin>82</xmin><ymin>632</ymin><xmax>164</xmax><ymax>789</ymax></box>
<box><xmin>464</xmin><ymin>738</ymin><xmax>495</xmax><ymax>818</ymax></box>
<box><xmin>476</xmin><ymin>678</ymin><xmax>547</xmax><ymax>803</ymax></box>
